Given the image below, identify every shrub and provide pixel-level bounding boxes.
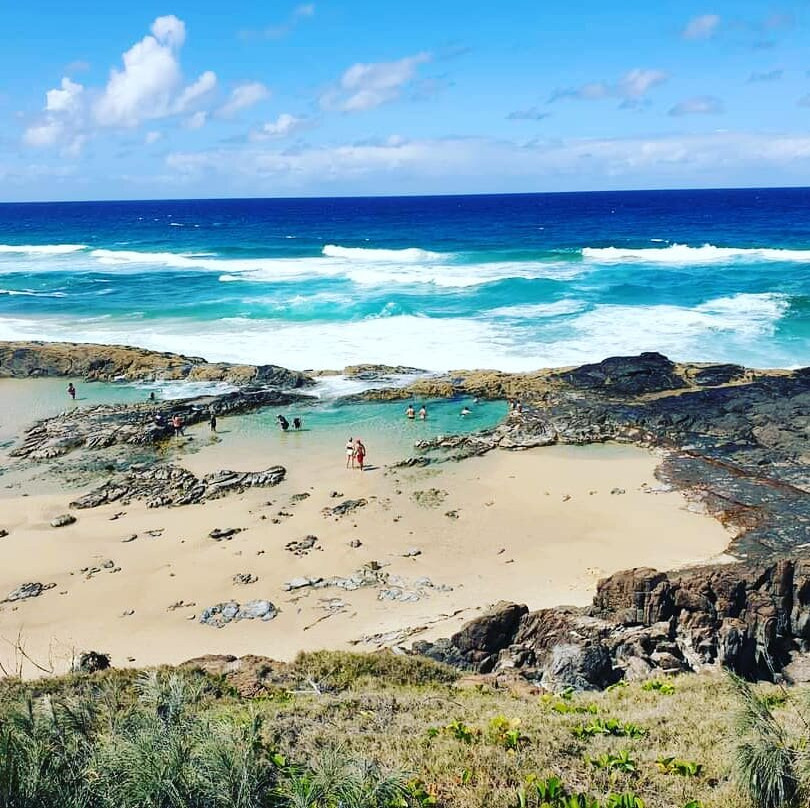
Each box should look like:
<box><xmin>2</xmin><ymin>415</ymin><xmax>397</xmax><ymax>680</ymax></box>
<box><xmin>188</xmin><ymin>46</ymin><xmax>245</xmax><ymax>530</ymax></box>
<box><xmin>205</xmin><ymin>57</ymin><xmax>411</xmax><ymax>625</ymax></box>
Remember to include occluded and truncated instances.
<box><xmin>291</xmin><ymin>651</ymin><xmax>458</xmax><ymax>691</ymax></box>
<box><xmin>573</xmin><ymin>719</ymin><xmax>646</xmax><ymax>740</ymax></box>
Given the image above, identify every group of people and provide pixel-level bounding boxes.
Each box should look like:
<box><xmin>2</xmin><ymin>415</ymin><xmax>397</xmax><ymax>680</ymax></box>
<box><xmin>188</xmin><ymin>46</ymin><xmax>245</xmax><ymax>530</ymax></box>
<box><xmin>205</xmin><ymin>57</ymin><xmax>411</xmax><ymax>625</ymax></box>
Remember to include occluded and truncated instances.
<box><xmin>276</xmin><ymin>414</ymin><xmax>303</xmax><ymax>431</ymax></box>
<box><xmin>345</xmin><ymin>436</ymin><xmax>367</xmax><ymax>470</ymax></box>
<box><xmin>405</xmin><ymin>404</ymin><xmax>428</xmax><ymax>420</ymax></box>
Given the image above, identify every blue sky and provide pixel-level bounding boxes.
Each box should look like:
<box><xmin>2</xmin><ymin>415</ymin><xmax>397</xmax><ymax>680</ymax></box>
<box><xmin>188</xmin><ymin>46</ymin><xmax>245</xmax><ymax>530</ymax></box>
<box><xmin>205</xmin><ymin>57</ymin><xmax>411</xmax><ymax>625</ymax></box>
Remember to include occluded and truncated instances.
<box><xmin>3</xmin><ymin>0</ymin><xmax>810</xmax><ymax>200</ymax></box>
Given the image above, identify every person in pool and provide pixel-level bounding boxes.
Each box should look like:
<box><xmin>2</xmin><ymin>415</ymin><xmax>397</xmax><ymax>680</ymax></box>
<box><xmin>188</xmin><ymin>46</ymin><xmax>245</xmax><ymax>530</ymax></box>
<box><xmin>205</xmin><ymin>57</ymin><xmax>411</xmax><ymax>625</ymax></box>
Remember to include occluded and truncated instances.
<box><xmin>277</xmin><ymin>414</ymin><xmax>290</xmax><ymax>431</ymax></box>
<box><xmin>406</xmin><ymin>404</ymin><xmax>415</xmax><ymax>419</ymax></box>
<box><xmin>418</xmin><ymin>405</ymin><xmax>427</xmax><ymax>420</ymax></box>
<box><xmin>460</xmin><ymin>406</ymin><xmax>471</xmax><ymax>416</ymax></box>
<box><xmin>293</xmin><ymin>416</ymin><xmax>302</xmax><ymax>430</ymax></box>
<box><xmin>345</xmin><ymin>437</ymin><xmax>355</xmax><ymax>468</ymax></box>
<box><xmin>67</xmin><ymin>383</ymin><xmax>76</xmax><ymax>400</ymax></box>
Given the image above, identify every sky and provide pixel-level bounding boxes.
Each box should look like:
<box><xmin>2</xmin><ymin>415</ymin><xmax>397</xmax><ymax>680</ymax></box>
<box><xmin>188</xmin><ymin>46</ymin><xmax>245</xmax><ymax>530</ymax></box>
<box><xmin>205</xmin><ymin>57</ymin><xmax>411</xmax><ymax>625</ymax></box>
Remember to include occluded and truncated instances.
<box><xmin>3</xmin><ymin>1</ymin><xmax>810</xmax><ymax>200</ymax></box>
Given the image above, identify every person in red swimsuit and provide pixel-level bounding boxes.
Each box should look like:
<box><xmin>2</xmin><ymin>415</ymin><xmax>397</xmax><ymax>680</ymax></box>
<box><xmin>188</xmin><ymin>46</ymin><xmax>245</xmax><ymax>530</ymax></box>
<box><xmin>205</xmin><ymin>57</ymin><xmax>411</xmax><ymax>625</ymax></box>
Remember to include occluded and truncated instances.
<box><xmin>354</xmin><ymin>439</ymin><xmax>366</xmax><ymax>471</ymax></box>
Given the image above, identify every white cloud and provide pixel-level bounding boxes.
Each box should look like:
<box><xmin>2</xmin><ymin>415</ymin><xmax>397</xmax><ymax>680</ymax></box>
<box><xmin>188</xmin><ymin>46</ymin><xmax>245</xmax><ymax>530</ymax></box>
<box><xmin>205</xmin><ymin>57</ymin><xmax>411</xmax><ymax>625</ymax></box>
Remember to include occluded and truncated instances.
<box><xmin>23</xmin><ymin>119</ymin><xmax>65</xmax><ymax>147</ymax></box>
<box><xmin>618</xmin><ymin>69</ymin><xmax>669</xmax><ymax>98</ymax></box>
<box><xmin>551</xmin><ymin>69</ymin><xmax>668</xmax><ymax>105</ymax></box>
<box><xmin>145</xmin><ymin>130</ymin><xmax>162</xmax><ymax>144</ymax></box>
<box><xmin>163</xmin><ymin>131</ymin><xmax>810</xmax><ymax>193</ymax></box>
<box><xmin>669</xmin><ymin>95</ymin><xmax>724</xmax><ymax>115</ymax></box>
<box><xmin>174</xmin><ymin>71</ymin><xmax>217</xmax><ymax>112</ymax></box>
<box><xmin>249</xmin><ymin>113</ymin><xmax>312</xmax><ymax>140</ymax></box>
<box><xmin>218</xmin><ymin>82</ymin><xmax>271</xmax><ymax>118</ymax></box>
<box><xmin>184</xmin><ymin>111</ymin><xmax>208</xmax><ymax>129</ymax></box>
<box><xmin>45</xmin><ymin>77</ymin><xmax>84</xmax><ymax>113</ymax></box>
<box><xmin>241</xmin><ymin>3</ymin><xmax>316</xmax><ymax>40</ymax></box>
<box><xmin>23</xmin><ymin>77</ymin><xmax>84</xmax><ymax>152</ymax></box>
<box><xmin>94</xmin><ymin>15</ymin><xmax>217</xmax><ymax>127</ymax></box>
<box><xmin>683</xmin><ymin>14</ymin><xmax>721</xmax><ymax>40</ymax></box>
<box><xmin>321</xmin><ymin>52</ymin><xmax>431</xmax><ymax>111</ymax></box>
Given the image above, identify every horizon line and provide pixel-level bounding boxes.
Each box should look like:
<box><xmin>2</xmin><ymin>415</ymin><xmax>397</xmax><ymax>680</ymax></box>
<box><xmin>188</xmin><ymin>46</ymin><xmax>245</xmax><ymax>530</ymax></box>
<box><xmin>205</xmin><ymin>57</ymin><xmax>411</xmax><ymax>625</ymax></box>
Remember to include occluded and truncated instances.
<box><xmin>2</xmin><ymin>184</ymin><xmax>810</xmax><ymax>206</ymax></box>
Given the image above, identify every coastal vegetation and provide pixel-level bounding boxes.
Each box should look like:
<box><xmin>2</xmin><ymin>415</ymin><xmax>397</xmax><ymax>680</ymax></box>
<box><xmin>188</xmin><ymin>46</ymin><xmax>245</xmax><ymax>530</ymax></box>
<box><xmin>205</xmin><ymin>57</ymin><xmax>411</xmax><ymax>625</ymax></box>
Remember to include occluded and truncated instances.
<box><xmin>0</xmin><ymin>649</ymin><xmax>802</xmax><ymax>808</ymax></box>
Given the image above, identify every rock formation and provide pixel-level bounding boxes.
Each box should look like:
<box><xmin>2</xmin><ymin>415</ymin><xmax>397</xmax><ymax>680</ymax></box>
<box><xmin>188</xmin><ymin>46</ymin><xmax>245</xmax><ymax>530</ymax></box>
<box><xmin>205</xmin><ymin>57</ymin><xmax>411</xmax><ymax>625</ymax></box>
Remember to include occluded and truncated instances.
<box><xmin>11</xmin><ymin>388</ymin><xmax>311</xmax><ymax>461</ymax></box>
<box><xmin>70</xmin><ymin>464</ymin><xmax>286</xmax><ymax>509</ymax></box>
<box><xmin>0</xmin><ymin>340</ymin><xmax>313</xmax><ymax>387</ymax></box>
<box><xmin>413</xmin><ymin>558</ymin><xmax>810</xmax><ymax>688</ymax></box>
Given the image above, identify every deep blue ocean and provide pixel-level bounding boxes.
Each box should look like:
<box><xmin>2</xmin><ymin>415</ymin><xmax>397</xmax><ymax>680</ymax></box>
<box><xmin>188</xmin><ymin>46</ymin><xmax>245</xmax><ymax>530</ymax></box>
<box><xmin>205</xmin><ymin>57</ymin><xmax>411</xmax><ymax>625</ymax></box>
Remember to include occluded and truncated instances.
<box><xmin>0</xmin><ymin>188</ymin><xmax>807</xmax><ymax>371</ymax></box>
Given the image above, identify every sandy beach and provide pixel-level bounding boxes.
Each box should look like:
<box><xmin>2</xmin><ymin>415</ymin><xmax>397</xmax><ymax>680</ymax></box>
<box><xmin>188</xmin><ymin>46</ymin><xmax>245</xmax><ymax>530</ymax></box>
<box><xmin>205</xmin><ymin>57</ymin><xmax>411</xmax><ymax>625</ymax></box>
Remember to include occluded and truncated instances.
<box><xmin>0</xmin><ymin>385</ymin><xmax>734</xmax><ymax>676</ymax></box>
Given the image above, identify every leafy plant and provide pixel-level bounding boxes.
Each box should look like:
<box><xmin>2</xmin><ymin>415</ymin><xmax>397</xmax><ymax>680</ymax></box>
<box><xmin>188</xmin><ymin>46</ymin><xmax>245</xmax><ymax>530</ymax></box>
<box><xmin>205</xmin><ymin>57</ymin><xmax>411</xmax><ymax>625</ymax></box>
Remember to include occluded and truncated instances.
<box><xmin>573</xmin><ymin>718</ymin><xmax>646</xmax><ymax>740</ymax></box>
<box><xmin>587</xmin><ymin>750</ymin><xmax>639</xmax><ymax>774</ymax></box>
<box><xmin>487</xmin><ymin>716</ymin><xmax>529</xmax><ymax>750</ymax></box>
<box><xmin>426</xmin><ymin>719</ymin><xmax>480</xmax><ymax>744</ymax></box>
<box><xmin>656</xmin><ymin>756</ymin><xmax>703</xmax><ymax>777</ymax></box>
<box><xmin>641</xmin><ymin>680</ymin><xmax>675</xmax><ymax>696</ymax></box>
<box><xmin>604</xmin><ymin>794</ymin><xmax>645</xmax><ymax>808</ymax></box>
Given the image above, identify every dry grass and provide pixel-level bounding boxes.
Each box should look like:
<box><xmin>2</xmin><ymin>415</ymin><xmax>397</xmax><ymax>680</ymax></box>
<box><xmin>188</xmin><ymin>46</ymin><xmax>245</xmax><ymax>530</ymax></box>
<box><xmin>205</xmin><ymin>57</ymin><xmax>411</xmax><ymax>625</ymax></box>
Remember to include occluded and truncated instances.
<box><xmin>2</xmin><ymin>653</ymin><xmax>806</xmax><ymax>807</ymax></box>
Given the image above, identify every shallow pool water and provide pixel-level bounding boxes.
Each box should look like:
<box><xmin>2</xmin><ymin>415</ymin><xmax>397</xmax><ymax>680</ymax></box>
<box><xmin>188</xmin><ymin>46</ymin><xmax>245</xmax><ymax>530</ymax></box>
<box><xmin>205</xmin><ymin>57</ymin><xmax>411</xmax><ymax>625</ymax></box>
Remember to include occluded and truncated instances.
<box><xmin>227</xmin><ymin>396</ymin><xmax>509</xmax><ymax>458</ymax></box>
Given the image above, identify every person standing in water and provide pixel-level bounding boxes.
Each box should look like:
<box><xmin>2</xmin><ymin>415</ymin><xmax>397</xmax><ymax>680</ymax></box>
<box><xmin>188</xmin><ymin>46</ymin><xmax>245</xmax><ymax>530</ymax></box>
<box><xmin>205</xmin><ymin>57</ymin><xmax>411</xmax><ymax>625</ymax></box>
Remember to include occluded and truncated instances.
<box><xmin>354</xmin><ymin>438</ymin><xmax>366</xmax><ymax>471</ymax></box>
<box><xmin>277</xmin><ymin>414</ymin><xmax>290</xmax><ymax>431</ymax></box>
<box><xmin>406</xmin><ymin>404</ymin><xmax>415</xmax><ymax>419</ymax></box>
<box><xmin>67</xmin><ymin>383</ymin><xmax>76</xmax><ymax>400</ymax></box>
<box><xmin>345</xmin><ymin>437</ymin><xmax>355</xmax><ymax>468</ymax></box>
<box><xmin>418</xmin><ymin>405</ymin><xmax>427</xmax><ymax>420</ymax></box>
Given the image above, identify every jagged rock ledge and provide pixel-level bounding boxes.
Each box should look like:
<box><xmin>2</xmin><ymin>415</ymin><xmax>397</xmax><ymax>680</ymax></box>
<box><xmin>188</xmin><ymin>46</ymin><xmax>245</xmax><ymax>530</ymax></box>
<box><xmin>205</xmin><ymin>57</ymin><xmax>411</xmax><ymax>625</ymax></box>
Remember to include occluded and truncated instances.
<box><xmin>397</xmin><ymin>353</ymin><xmax>810</xmax><ymax>560</ymax></box>
<box><xmin>412</xmin><ymin>557</ymin><xmax>810</xmax><ymax>689</ymax></box>
<box><xmin>0</xmin><ymin>340</ymin><xmax>313</xmax><ymax>387</ymax></box>
<box><xmin>12</xmin><ymin>387</ymin><xmax>312</xmax><ymax>461</ymax></box>
<box><xmin>70</xmin><ymin>464</ymin><xmax>286</xmax><ymax>509</ymax></box>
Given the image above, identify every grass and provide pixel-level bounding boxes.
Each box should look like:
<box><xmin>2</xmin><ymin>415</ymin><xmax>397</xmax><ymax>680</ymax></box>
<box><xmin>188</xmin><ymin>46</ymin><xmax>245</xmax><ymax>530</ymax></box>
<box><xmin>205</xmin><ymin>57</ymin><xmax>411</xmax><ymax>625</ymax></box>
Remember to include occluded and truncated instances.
<box><xmin>0</xmin><ymin>653</ymin><xmax>803</xmax><ymax>807</ymax></box>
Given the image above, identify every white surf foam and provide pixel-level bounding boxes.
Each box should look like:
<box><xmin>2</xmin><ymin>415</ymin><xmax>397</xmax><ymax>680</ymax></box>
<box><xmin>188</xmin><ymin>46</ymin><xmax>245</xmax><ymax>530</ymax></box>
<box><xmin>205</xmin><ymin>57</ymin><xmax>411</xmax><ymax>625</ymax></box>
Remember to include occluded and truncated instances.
<box><xmin>0</xmin><ymin>289</ymin><xmax>67</xmax><ymax>297</ymax></box>
<box><xmin>485</xmin><ymin>300</ymin><xmax>586</xmax><ymax>318</ymax></box>
<box><xmin>322</xmin><ymin>244</ymin><xmax>445</xmax><ymax>262</ymax></box>
<box><xmin>0</xmin><ymin>244</ymin><xmax>87</xmax><ymax>255</ymax></box>
<box><xmin>582</xmin><ymin>244</ymin><xmax>810</xmax><ymax>264</ymax></box>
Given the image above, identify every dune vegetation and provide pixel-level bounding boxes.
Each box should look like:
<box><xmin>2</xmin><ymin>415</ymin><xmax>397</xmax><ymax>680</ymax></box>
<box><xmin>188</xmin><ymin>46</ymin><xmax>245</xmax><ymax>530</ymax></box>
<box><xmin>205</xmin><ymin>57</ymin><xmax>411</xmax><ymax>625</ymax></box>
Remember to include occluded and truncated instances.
<box><xmin>2</xmin><ymin>650</ymin><xmax>809</xmax><ymax>807</ymax></box>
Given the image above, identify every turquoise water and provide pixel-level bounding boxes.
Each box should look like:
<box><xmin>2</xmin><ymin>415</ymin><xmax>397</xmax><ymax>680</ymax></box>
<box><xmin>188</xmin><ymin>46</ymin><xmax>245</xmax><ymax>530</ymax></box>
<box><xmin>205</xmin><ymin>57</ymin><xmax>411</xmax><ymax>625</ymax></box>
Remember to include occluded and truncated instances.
<box><xmin>0</xmin><ymin>190</ymin><xmax>808</xmax><ymax>370</ymax></box>
<box><xmin>0</xmin><ymin>378</ymin><xmax>507</xmax><ymax>462</ymax></box>
<box><xmin>208</xmin><ymin>396</ymin><xmax>508</xmax><ymax>457</ymax></box>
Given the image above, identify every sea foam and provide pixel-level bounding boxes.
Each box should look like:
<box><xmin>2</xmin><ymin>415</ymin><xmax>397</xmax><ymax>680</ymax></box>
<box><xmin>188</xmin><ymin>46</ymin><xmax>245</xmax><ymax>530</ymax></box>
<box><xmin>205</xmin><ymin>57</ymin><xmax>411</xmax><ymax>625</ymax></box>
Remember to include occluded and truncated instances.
<box><xmin>582</xmin><ymin>244</ymin><xmax>810</xmax><ymax>263</ymax></box>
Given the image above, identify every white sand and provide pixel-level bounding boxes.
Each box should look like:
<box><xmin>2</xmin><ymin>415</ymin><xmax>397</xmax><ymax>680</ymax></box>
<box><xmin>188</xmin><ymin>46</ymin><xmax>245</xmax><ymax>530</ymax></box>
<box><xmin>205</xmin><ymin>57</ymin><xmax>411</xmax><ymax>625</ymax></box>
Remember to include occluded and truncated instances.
<box><xmin>0</xmin><ymin>418</ymin><xmax>734</xmax><ymax>676</ymax></box>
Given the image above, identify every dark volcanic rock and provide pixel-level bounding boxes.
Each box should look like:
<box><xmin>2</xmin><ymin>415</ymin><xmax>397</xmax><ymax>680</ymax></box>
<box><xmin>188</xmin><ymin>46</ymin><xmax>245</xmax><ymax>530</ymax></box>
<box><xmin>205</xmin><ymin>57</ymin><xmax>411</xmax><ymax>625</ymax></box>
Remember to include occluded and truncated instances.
<box><xmin>4</xmin><ymin>582</ymin><xmax>55</xmax><ymax>602</ymax></box>
<box><xmin>0</xmin><ymin>340</ymin><xmax>313</xmax><ymax>387</ymax></box>
<box><xmin>554</xmin><ymin>352</ymin><xmax>687</xmax><ymax>396</ymax></box>
<box><xmin>688</xmin><ymin>363</ymin><xmax>747</xmax><ymax>387</ymax></box>
<box><xmin>70</xmin><ymin>464</ymin><xmax>285</xmax><ymax>509</ymax></box>
<box><xmin>323</xmin><ymin>498</ymin><xmax>367</xmax><ymax>517</ymax></box>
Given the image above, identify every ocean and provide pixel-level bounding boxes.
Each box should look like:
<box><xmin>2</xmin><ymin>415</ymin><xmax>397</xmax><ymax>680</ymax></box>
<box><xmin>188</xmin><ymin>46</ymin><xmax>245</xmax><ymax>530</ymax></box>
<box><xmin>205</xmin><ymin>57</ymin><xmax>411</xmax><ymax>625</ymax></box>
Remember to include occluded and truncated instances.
<box><xmin>0</xmin><ymin>188</ymin><xmax>808</xmax><ymax>371</ymax></box>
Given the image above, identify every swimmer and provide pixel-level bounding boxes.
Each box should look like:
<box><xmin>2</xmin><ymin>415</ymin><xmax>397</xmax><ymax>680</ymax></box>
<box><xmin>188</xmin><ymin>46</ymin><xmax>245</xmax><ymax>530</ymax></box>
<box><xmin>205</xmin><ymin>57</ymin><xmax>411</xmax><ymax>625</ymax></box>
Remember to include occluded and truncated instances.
<box><xmin>406</xmin><ymin>404</ymin><xmax>415</xmax><ymax>420</ymax></box>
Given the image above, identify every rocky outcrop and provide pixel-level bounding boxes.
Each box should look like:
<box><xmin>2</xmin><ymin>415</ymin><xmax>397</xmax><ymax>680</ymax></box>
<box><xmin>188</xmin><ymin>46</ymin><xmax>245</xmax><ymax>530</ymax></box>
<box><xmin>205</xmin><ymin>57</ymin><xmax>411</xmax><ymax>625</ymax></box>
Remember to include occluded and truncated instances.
<box><xmin>0</xmin><ymin>341</ymin><xmax>313</xmax><ymax>387</ymax></box>
<box><xmin>70</xmin><ymin>464</ymin><xmax>286</xmax><ymax>509</ymax></box>
<box><xmin>413</xmin><ymin>558</ymin><xmax>810</xmax><ymax>688</ymax></box>
<box><xmin>12</xmin><ymin>387</ymin><xmax>311</xmax><ymax>461</ymax></box>
<box><xmin>407</xmin><ymin>354</ymin><xmax>809</xmax><ymax>560</ymax></box>
<box><xmin>553</xmin><ymin>352</ymin><xmax>688</xmax><ymax>395</ymax></box>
